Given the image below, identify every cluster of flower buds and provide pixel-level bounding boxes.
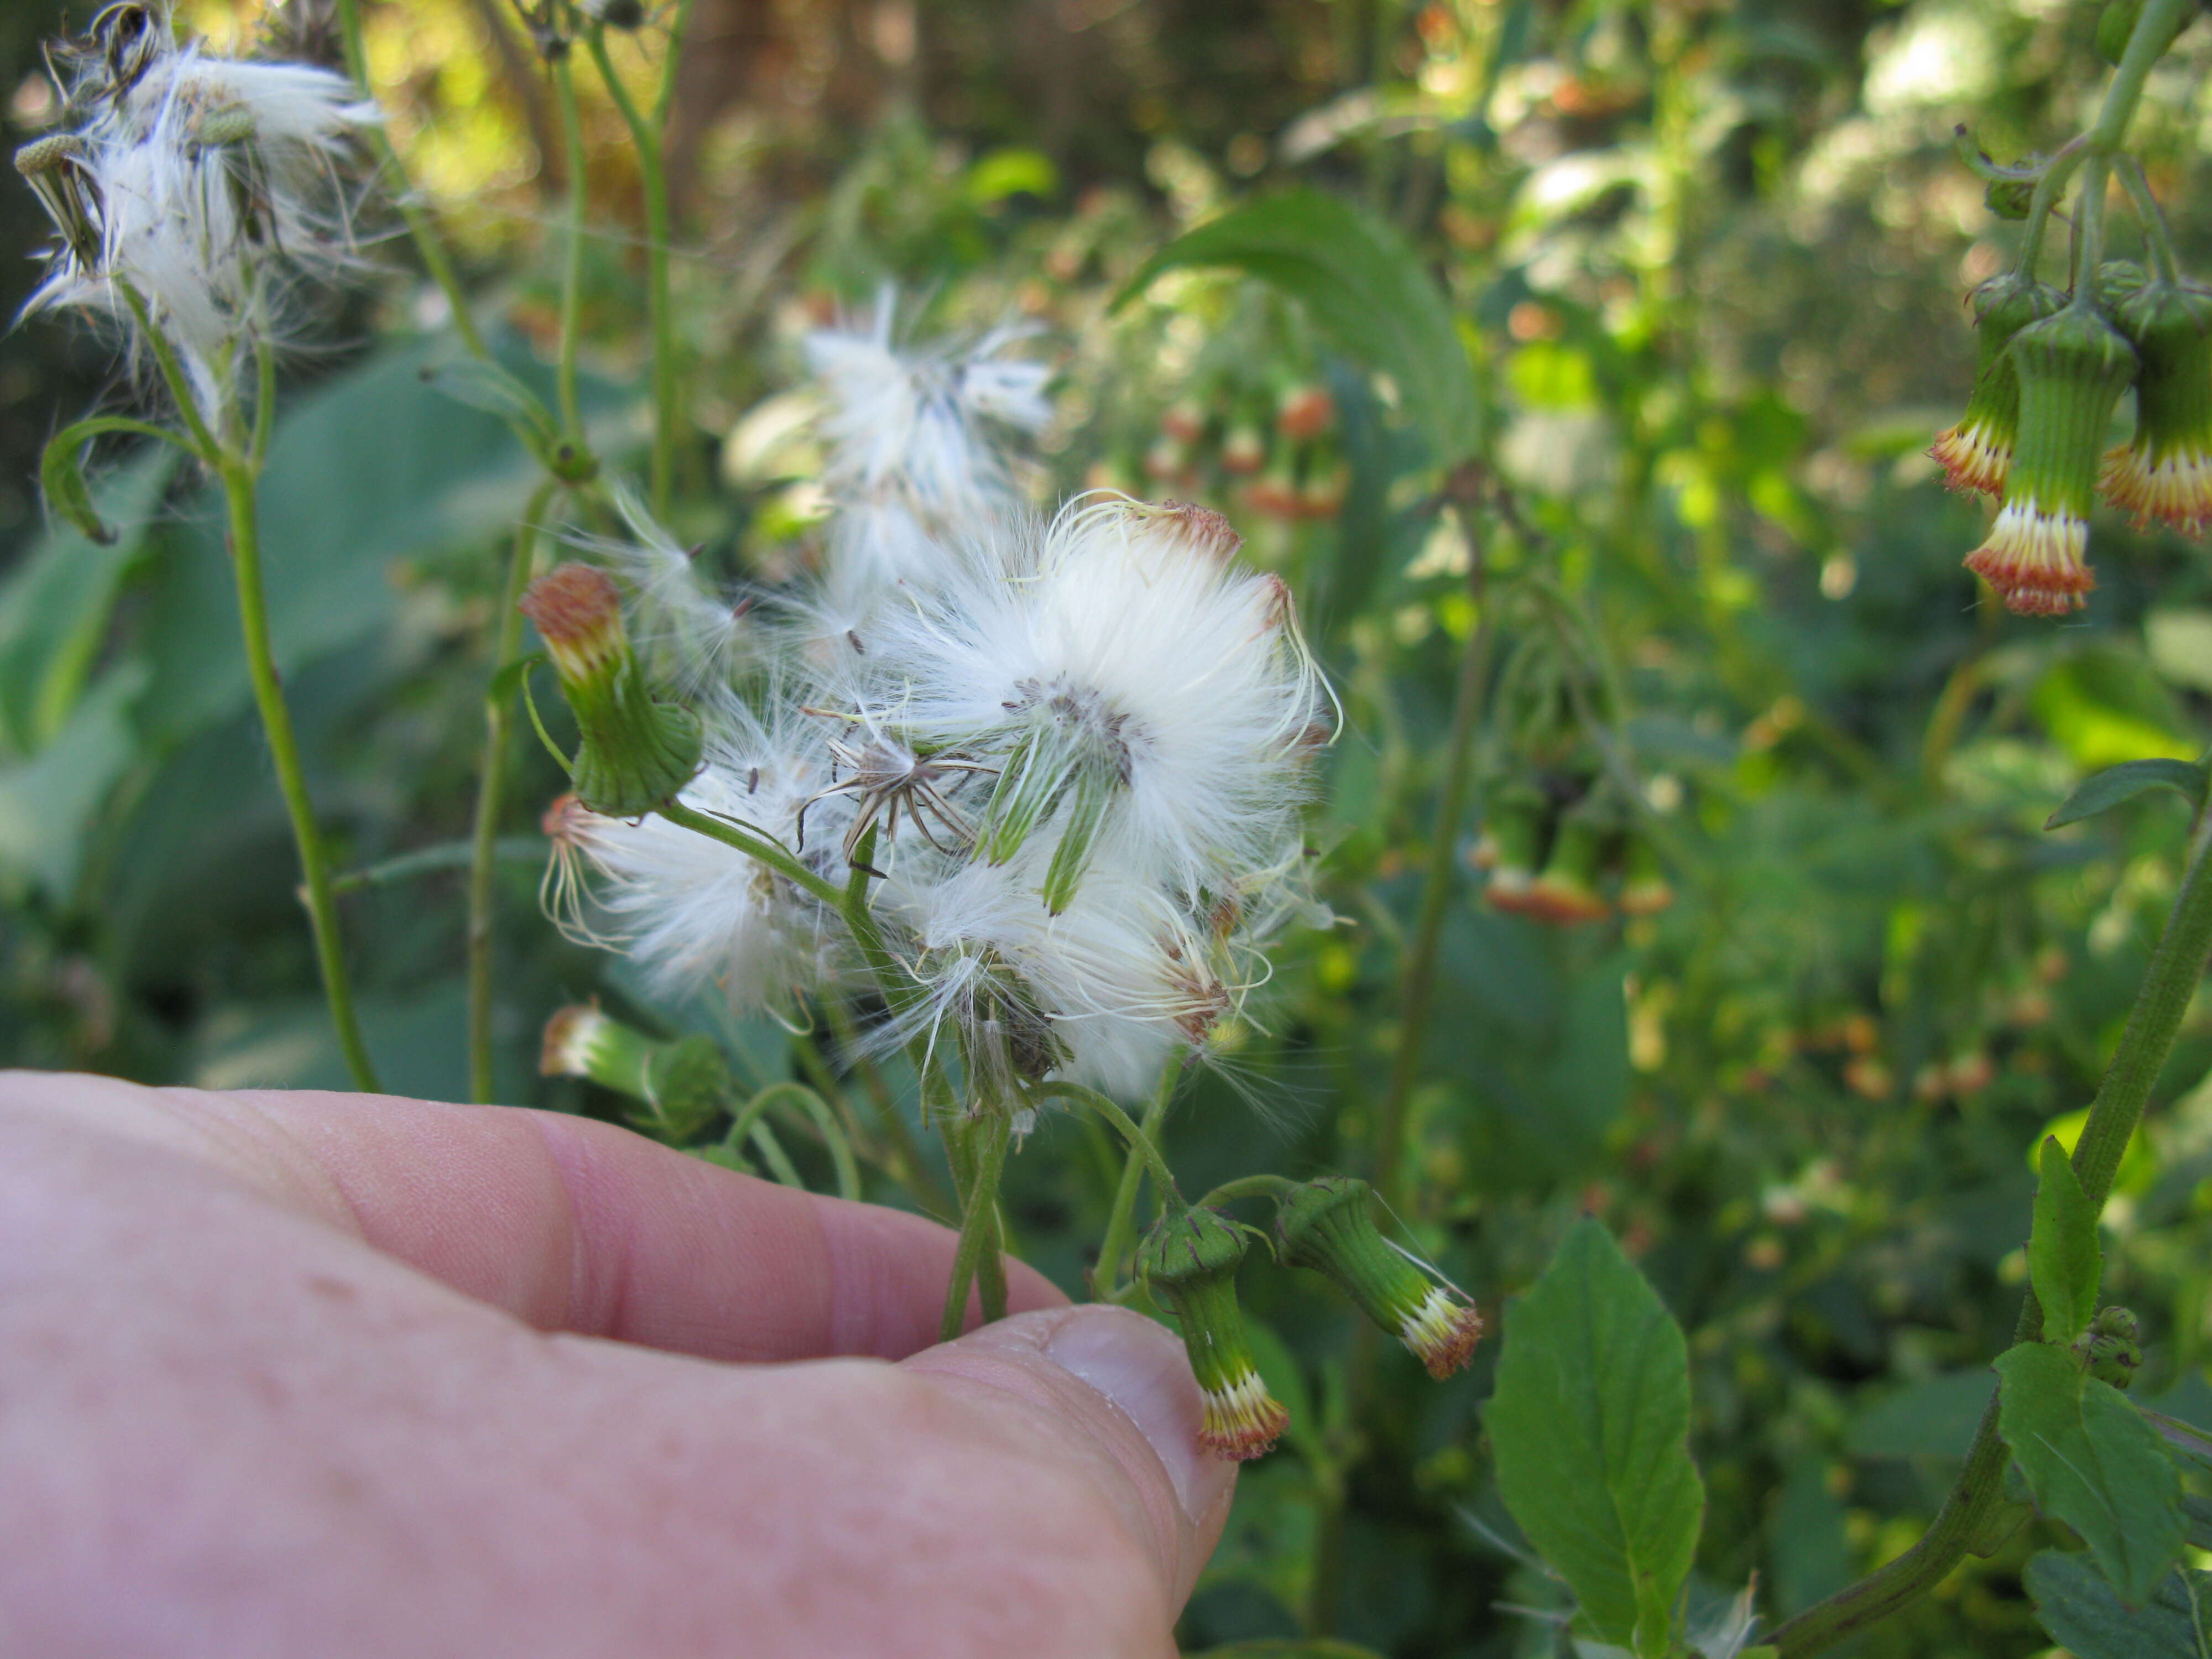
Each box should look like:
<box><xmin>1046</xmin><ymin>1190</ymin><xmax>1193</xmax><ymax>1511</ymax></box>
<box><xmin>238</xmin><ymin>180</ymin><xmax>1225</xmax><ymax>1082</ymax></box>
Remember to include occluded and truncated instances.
<box><xmin>13</xmin><ymin>2</ymin><xmax>378</xmax><ymax>423</ymax></box>
<box><xmin>1474</xmin><ymin>781</ymin><xmax>1671</xmax><ymax>925</ymax></box>
<box><xmin>540</xmin><ymin>1003</ymin><xmax>732</xmax><ymax>1142</ymax></box>
<box><xmin>2072</xmin><ymin>1305</ymin><xmax>2142</xmax><ymax>1390</ymax></box>
<box><xmin>541</xmin><ymin>312</ymin><xmax>1333</xmax><ymax>1114</ymax></box>
<box><xmin>1135</xmin><ymin>1176</ymin><xmax>1483</xmax><ymax>1460</ymax></box>
<box><xmin>1940</xmin><ymin>251</ymin><xmax>2212</xmax><ymax>615</ymax></box>
<box><xmin>1120</xmin><ymin>379</ymin><xmax>1348</xmax><ymax>526</ymax></box>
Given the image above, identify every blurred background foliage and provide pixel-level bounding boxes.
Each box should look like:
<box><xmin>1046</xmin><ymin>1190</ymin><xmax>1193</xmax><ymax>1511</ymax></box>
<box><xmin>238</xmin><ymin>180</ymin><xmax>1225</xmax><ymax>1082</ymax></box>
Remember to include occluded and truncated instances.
<box><xmin>7</xmin><ymin>0</ymin><xmax>2212</xmax><ymax>1652</ymax></box>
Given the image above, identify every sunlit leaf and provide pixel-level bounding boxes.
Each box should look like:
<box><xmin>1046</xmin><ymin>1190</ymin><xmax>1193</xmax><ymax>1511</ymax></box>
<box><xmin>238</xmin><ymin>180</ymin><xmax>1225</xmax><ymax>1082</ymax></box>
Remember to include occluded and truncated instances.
<box><xmin>2044</xmin><ymin>758</ymin><xmax>2206</xmax><ymax>830</ymax></box>
<box><xmin>2029</xmin><ymin>1136</ymin><xmax>2101</xmax><ymax>1344</ymax></box>
<box><xmin>1115</xmin><ymin>189</ymin><xmax>1480</xmax><ymax>465</ymax></box>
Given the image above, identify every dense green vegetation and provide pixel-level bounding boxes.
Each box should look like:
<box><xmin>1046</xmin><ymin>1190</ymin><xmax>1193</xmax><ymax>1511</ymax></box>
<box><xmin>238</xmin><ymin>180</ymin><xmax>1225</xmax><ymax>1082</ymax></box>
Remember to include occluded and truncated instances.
<box><xmin>10</xmin><ymin>0</ymin><xmax>2212</xmax><ymax>1652</ymax></box>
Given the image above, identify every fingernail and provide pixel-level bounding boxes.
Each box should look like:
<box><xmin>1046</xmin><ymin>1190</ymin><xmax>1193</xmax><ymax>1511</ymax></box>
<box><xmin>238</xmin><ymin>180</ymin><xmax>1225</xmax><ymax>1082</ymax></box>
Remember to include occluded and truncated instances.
<box><xmin>1044</xmin><ymin>1305</ymin><xmax>1215</xmax><ymax>1522</ymax></box>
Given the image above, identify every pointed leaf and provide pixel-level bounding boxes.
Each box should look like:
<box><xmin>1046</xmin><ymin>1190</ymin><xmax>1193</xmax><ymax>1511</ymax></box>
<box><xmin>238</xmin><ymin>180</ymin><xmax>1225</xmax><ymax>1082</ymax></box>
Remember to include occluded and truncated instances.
<box><xmin>1996</xmin><ymin>1341</ymin><xmax>2184</xmax><ymax>1605</ymax></box>
<box><xmin>2030</xmin><ymin>1136</ymin><xmax>2101</xmax><ymax>1344</ymax></box>
<box><xmin>2143</xmin><ymin>1408</ymin><xmax>2212</xmax><ymax>1472</ymax></box>
<box><xmin>1486</xmin><ymin>1219</ymin><xmax>1704</xmax><ymax>1657</ymax></box>
<box><xmin>2046</xmin><ymin>758</ymin><xmax>2208</xmax><ymax>830</ymax></box>
<box><xmin>1114</xmin><ymin>189</ymin><xmax>1480</xmax><ymax>464</ymax></box>
<box><xmin>2025</xmin><ymin>1551</ymin><xmax>2211</xmax><ymax>1659</ymax></box>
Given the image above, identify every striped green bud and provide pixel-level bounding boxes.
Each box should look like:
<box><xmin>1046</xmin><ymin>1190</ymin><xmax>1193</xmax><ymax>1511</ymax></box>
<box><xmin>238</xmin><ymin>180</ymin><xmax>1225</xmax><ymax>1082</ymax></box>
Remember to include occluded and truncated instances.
<box><xmin>1277</xmin><ymin>1177</ymin><xmax>1483</xmax><ymax>1380</ymax></box>
<box><xmin>1136</xmin><ymin>1207</ymin><xmax>1287</xmax><ymax>1460</ymax></box>
<box><xmin>1931</xmin><ymin>273</ymin><xmax>2067</xmax><ymax>498</ymax></box>
<box><xmin>2100</xmin><ymin>278</ymin><xmax>2212</xmax><ymax>535</ymax></box>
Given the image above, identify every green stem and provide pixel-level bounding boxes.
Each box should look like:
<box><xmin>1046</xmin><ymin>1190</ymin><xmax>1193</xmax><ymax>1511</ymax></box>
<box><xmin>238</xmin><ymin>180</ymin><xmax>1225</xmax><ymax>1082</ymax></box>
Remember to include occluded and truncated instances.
<box><xmin>1197</xmin><ymin>1173</ymin><xmax>1301</xmax><ymax>1209</ymax></box>
<box><xmin>551</xmin><ymin>54</ymin><xmax>589</xmax><ymax>447</ymax></box>
<box><xmin>220</xmin><ymin>455</ymin><xmax>380</xmax><ymax>1092</ymax></box>
<box><xmin>1076</xmin><ymin>1066</ymin><xmax>1178</xmax><ymax>1299</ymax></box>
<box><xmin>332</xmin><ymin>836</ymin><xmax>542</xmax><ymax>894</ymax></box>
<box><xmin>1031</xmin><ymin>1081</ymin><xmax>1182</xmax><ymax>1204</ymax></box>
<box><xmin>938</xmin><ymin>1111</ymin><xmax>1012</xmax><ymax>1342</ymax></box>
<box><xmin>335</xmin><ymin>0</ymin><xmax>495</xmax><ymax>366</ymax></box>
<box><xmin>467</xmin><ymin>485</ymin><xmax>556</xmax><ymax>1102</ymax></box>
<box><xmin>654</xmin><ymin>799</ymin><xmax>844</xmax><ymax>906</ymax></box>
<box><xmin>1771</xmin><ymin>801</ymin><xmax>2212</xmax><ymax>1657</ymax></box>
<box><xmin>2116</xmin><ymin>154</ymin><xmax>2182</xmax><ymax>285</ymax></box>
<box><xmin>725</xmin><ymin>1082</ymin><xmax>862</xmax><ymax>1201</ymax></box>
<box><xmin>583</xmin><ymin>25</ymin><xmax>679</xmax><ymax>516</ymax></box>
<box><xmin>1372</xmin><ymin>537</ymin><xmax>1491</xmax><ymax>1217</ymax></box>
<box><xmin>115</xmin><ymin>283</ymin><xmax>220</xmax><ymax>459</ymax></box>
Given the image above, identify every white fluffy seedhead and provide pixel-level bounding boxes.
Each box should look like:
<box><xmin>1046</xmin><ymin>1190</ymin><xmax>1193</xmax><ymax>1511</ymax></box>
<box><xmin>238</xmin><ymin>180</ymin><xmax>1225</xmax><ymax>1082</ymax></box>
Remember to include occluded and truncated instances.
<box><xmin>19</xmin><ymin>6</ymin><xmax>378</xmax><ymax>420</ymax></box>
<box><xmin>857</xmin><ymin>493</ymin><xmax>1333</xmax><ymax>912</ymax></box>
<box><xmin>545</xmin><ymin>691</ymin><xmax>854</xmax><ymax>1018</ymax></box>
<box><xmin>802</xmin><ymin>290</ymin><xmax>1050</xmax><ymax>620</ymax></box>
<box><xmin>877</xmin><ymin>837</ymin><xmax>1237</xmax><ymax>1102</ymax></box>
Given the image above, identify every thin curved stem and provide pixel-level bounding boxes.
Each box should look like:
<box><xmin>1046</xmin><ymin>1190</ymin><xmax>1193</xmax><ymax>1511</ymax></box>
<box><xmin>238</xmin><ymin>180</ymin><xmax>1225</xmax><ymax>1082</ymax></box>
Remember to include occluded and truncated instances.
<box><xmin>1373</xmin><ymin>536</ymin><xmax>1490</xmax><ymax>1218</ymax></box>
<box><xmin>727</xmin><ymin>1082</ymin><xmax>862</xmax><ymax>1201</ymax></box>
<box><xmin>467</xmin><ymin>483</ymin><xmax>557</xmax><ymax>1102</ymax></box>
<box><xmin>220</xmin><ymin>452</ymin><xmax>380</xmax><ymax>1092</ymax></box>
<box><xmin>2116</xmin><ymin>154</ymin><xmax>2182</xmax><ymax>285</ymax></box>
<box><xmin>1031</xmin><ymin>1080</ymin><xmax>1182</xmax><ymax>1207</ymax></box>
<box><xmin>583</xmin><ymin>24</ymin><xmax>679</xmax><ymax>515</ymax></box>
<box><xmin>1772</xmin><ymin>801</ymin><xmax>2212</xmax><ymax>1657</ymax></box>
<box><xmin>654</xmin><ymin>799</ymin><xmax>844</xmax><ymax>906</ymax></box>
<box><xmin>115</xmin><ymin>283</ymin><xmax>220</xmax><ymax>458</ymax></box>
<box><xmin>550</xmin><ymin>54</ymin><xmax>589</xmax><ymax>447</ymax></box>
<box><xmin>1197</xmin><ymin>1173</ymin><xmax>1301</xmax><ymax>1210</ymax></box>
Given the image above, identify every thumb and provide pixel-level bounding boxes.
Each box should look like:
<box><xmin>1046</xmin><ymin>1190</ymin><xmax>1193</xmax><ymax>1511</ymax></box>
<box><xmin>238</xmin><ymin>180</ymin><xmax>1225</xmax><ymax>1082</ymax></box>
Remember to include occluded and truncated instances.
<box><xmin>901</xmin><ymin>1305</ymin><xmax>1239</xmax><ymax>1644</ymax></box>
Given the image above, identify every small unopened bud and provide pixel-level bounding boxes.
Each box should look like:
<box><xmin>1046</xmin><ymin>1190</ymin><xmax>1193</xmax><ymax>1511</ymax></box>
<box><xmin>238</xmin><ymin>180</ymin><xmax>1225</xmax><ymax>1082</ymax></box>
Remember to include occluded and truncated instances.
<box><xmin>541</xmin><ymin>1005</ymin><xmax>731</xmax><ymax>1141</ymax></box>
<box><xmin>1160</xmin><ymin>398</ymin><xmax>1209</xmax><ymax>446</ymax></box>
<box><xmin>2099</xmin><ymin>279</ymin><xmax>2212</xmax><ymax>535</ymax></box>
<box><xmin>1277</xmin><ymin>1177</ymin><xmax>1483</xmax><ymax>1380</ymax></box>
<box><xmin>1135</xmin><ymin>1207</ymin><xmax>1288</xmax><ymax>1460</ymax></box>
<box><xmin>2074</xmin><ymin>1305</ymin><xmax>2142</xmax><ymax>1389</ymax></box>
<box><xmin>1616</xmin><ymin>838</ymin><xmax>1674</xmax><ymax>917</ymax></box>
<box><xmin>1220</xmin><ymin>422</ymin><xmax>1266</xmax><ymax>476</ymax></box>
<box><xmin>1277</xmin><ymin>385</ymin><xmax>1335</xmax><ymax>442</ymax></box>
<box><xmin>1522</xmin><ymin>810</ymin><xmax>1613</xmax><ymax>925</ymax></box>
<box><xmin>1930</xmin><ymin>273</ymin><xmax>2067</xmax><ymax>498</ymax></box>
<box><xmin>1298</xmin><ymin>461</ymin><xmax>1349</xmax><ymax>520</ymax></box>
<box><xmin>520</xmin><ymin>563</ymin><xmax>703</xmax><ymax>817</ymax></box>
<box><xmin>1477</xmin><ymin>785</ymin><xmax>1546</xmax><ymax>911</ymax></box>
<box><xmin>15</xmin><ymin>135</ymin><xmax>104</xmax><ymax>269</ymax></box>
<box><xmin>1984</xmin><ymin>178</ymin><xmax>2033</xmax><ymax>221</ymax></box>
<box><xmin>1964</xmin><ymin>306</ymin><xmax>2137</xmax><ymax>615</ymax></box>
<box><xmin>2096</xmin><ymin>259</ymin><xmax>2149</xmax><ymax>313</ymax></box>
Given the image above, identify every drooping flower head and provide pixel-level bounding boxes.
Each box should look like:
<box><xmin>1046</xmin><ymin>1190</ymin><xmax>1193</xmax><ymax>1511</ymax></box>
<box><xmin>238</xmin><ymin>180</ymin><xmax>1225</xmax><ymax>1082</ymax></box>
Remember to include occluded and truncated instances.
<box><xmin>16</xmin><ymin>3</ymin><xmax>378</xmax><ymax>420</ymax></box>
<box><xmin>1929</xmin><ymin>272</ymin><xmax>2065</xmax><ymax>498</ymax></box>
<box><xmin>1136</xmin><ymin>1206</ymin><xmax>1288</xmax><ymax>1460</ymax></box>
<box><xmin>1964</xmin><ymin>306</ymin><xmax>2137</xmax><ymax>615</ymax></box>
<box><xmin>1276</xmin><ymin>1177</ymin><xmax>1484</xmax><ymax>1380</ymax></box>
<box><xmin>2099</xmin><ymin>278</ymin><xmax>2212</xmax><ymax>536</ymax></box>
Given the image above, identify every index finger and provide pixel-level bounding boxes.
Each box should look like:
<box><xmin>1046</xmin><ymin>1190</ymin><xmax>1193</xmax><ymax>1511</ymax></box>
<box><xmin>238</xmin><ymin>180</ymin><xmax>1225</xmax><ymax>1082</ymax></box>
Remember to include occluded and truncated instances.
<box><xmin>0</xmin><ymin>1071</ymin><xmax>1065</xmax><ymax>1363</ymax></box>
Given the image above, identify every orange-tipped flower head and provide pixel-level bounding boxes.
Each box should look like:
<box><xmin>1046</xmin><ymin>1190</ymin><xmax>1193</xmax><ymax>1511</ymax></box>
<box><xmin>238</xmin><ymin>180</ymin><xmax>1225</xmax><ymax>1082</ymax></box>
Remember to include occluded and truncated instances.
<box><xmin>1277</xmin><ymin>1177</ymin><xmax>1483</xmax><ymax>1380</ymax></box>
<box><xmin>539</xmin><ymin>1004</ymin><xmax>730</xmax><ymax>1141</ymax></box>
<box><xmin>520</xmin><ymin>563</ymin><xmax>704</xmax><ymax>817</ymax></box>
<box><xmin>1964</xmin><ymin>307</ymin><xmax>2137</xmax><ymax>615</ymax></box>
<box><xmin>1930</xmin><ymin>273</ymin><xmax>2067</xmax><ymax>498</ymax></box>
<box><xmin>1521</xmin><ymin>808</ymin><xmax>1614</xmax><ymax>925</ymax></box>
<box><xmin>1135</xmin><ymin>1207</ymin><xmax>1288</xmax><ymax>1460</ymax></box>
<box><xmin>2100</xmin><ymin>278</ymin><xmax>2212</xmax><ymax>536</ymax></box>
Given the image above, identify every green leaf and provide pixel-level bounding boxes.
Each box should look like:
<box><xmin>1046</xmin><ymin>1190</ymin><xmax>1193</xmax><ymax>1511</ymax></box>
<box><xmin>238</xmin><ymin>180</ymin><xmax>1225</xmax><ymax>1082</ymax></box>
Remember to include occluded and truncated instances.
<box><xmin>419</xmin><ymin>357</ymin><xmax>560</xmax><ymax>449</ymax></box>
<box><xmin>0</xmin><ymin>662</ymin><xmax>148</xmax><ymax>897</ymax></box>
<box><xmin>2143</xmin><ymin>1408</ymin><xmax>2212</xmax><ymax>1472</ymax></box>
<box><xmin>1114</xmin><ymin>189</ymin><xmax>1480</xmax><ymax>465</ymax></box>
<box><xmin>2044</xmin><ymin>757</ymin><xmax>2208</xmax><ymax>830</ymax></box>
<box><xmin>0</xmin><ymin>444</ymin><xmax>175</xmax><ymax>755</ymax></box>
<box><xmin>2030</xmin><ymin>1136</ymin><xmax>2102</xmax><ymax>1344</ymax></box>
<box><xmin>1485</xmin><ymin>1219</ymin><xmax>1704</xmax><ymax>1657</ymax></box>
<box><xmin>2025</xmin><ymin>1551</ymin><xmax>2212</xmax><ymax>1659</ymax></box>
<box><xmin>1996</xmin><ymin>1341</ymin><xmax>2184</xmax><ymax>1605</ymax></box>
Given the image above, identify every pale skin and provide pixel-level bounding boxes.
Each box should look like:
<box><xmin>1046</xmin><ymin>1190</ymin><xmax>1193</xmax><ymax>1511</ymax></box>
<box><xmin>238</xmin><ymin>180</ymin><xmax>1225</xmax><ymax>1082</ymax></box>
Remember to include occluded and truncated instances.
<box><xmin>0</xmin><ymin>1072</ymin><xmax>1237</xmax><ymax>1657</ymax></box>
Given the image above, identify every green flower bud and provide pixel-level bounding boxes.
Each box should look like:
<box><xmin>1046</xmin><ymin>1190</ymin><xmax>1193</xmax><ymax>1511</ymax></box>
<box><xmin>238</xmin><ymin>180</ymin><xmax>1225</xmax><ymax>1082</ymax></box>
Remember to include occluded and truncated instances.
<box><xmin>2100</xmin><ymin>278</ymin><xmax>2212</xmax><ymax>535</ymax></box>
<box><xmin>2097</xmin><ymin>259</ymin><xmax>2150</xmax><ymax>313</ymax></box>
<box><xmin>15</xmin><ymin>134</ymin><xmax>103</xmax><ymax>269</ymax></box>
<box><xmin>1277</xmin><ymin>1177</ymin><xmax>1483</xmax><ymax>1380</ymax></box>
<box><xmin>1616</xmin><ymin>837</ymin><xmax>1674</xmax><ymax>918</ymax></box>
<box><xmin>520</xmin><ymin>563</ymin><xmax>703</xmax><ymax>817</ymax></box>
<box><xmin>1136</xmin><ymin>1207</ymin><xmax>1288</xmax><ymax>1460</ymax></box>
<box><xmin>1524</xmin><ymin>807</ymin><xmax>1613</xmax><ymax>925</ymax></box>
<box><xmin>540</xmin><ymin>1005</ymin><xmax>732</xmax><ymax>1141</ymax></box>
<box><xmin>1475</xmin><ymin>782</ymin><xmax>1546</xmax><ymax>911</ymax></box>
<box><xmin>1931</xmin><ymin>274</ymin><xmax>2068</xmax><ymax>498</ymax></box>
<box><xmin>1984</xmin><ymin>178</ymin><xmax>2033</xmax><ymax>221</ymax></box>
<box><xmin>1964</xmin><ymin>307</ymin><xmax>2137</xmax><ymax>615</ymax></box>
<box><xmin>2072</xmin><ymin>1305</ymin><xmax>2143</xmax><ymax>1389</ymax></box>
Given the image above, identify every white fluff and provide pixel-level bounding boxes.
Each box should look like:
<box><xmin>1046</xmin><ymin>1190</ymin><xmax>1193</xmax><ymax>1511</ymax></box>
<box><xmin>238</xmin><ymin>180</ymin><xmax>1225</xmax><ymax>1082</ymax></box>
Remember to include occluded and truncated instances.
<box><xmin>20</xmin><ymin>10</ymin><xmax>377</xmax><ymax>422</ymax></box>
<box><xmin>552</xmin><ymin>693</ymin><xmax>854</xmax><ymax>1016</ymax></box>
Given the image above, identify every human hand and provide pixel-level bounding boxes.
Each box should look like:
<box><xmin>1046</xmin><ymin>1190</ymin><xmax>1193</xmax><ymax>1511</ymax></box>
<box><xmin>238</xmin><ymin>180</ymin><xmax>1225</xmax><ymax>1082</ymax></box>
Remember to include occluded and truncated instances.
<box><xmin>0</xmin><ymin>1072</ymin><xmax>1237</xmax><ymax>1657</ymax></box>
